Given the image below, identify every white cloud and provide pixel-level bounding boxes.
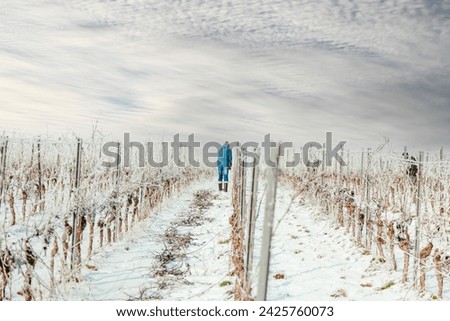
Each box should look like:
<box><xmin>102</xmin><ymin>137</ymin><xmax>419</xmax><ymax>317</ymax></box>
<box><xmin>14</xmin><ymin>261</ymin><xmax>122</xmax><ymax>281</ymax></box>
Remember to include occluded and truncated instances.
<box><xmin>0</xmin><ymin>0</ymin><xmax>448</xmax><ymax>150</ymax></box>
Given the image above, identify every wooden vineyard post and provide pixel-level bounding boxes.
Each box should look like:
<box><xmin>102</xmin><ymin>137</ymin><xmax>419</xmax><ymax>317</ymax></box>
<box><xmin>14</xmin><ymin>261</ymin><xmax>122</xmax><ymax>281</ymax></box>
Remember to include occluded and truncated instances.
<box><xmin>230</xmin><ymin>145</ymin><xmax>246</xmax><ymax>300</ymax></box>
<box><xmin>70</xmin><ymin>139</ymin><xmax>82</xmax><ymax>272</ymax></box>
<box><xmin>401</xmin><ymin>146</ymin><xmax>408</xmax><ymax>216</ymax></box>
<box><xmin>233</xmin><ymin>147</ymin><xmax>240</xmax><ymax>202</ymax></box>
<box><xmin>116</xmin><ymin>142</ymin><xmax>121</xmax><ymax>185</ymax></box>
<box><xmin>30</xmin><ymin>142</ymin><xmax>34</xmax><ymax>167</ymax></box>
<box><xmin>244</xmin><ymin>151</ymin><xmax>260</xmax><ymax>296</ymax></box>
<box><xmin>355</xmin><ymin>149</ymin><xmax>363</xmax><ymax>244</ymax></box>
<box><xmin>360</xmin><ymin>148</ymin><xmax>364</xmax><ymax>179</ymax></box>
<box><xmin>321</xmin><ymin>145</ymin><xmax>325</xmax><ymax>186</ymax></box>
<box><xmin>37</xmin><ymin>139</ymin><xmax>42</xmax><ymax>203</ymax></box>
<box><xmin>413</xmin><ymin>151</ymin><xmax>423</xmax><ymax>287</ymax></box>
<box><xmin>0</xmin><ymin>138</ymin><xmax>8</xmax><ymax>210</ymax></box>
<box><xmin>337</xmin><ymin>147</ymin><xmax>344</xmax><ymax>227</ymax></box>
<box><xmin>139</xmin><ymin>172</ymin><xmax>145</xmax><ymax>219</ymax></box>
<box><xmin>233</xmin><ymin>146</ymin><xmax>242</xmax><ymax>204</ymax></box>
<box><xmin>114</xmin><ymin>142</ymin><xmax>121</xmax><ymax>241</ymax></box>
<box><xmin>240</xmin><ymin>151</ymin><xmax>247</xmax><ymax>224</ymax></box>
<box><xmin>256</xmin><ymin>143</ymin><xmax>279</xmax><ymax>301</ymax></box>
<box><xmin>364</xmin><ymin>148</ymin><xmax>372</xmax><ymax>251</ymax></box>
<box><xmin>2</xmin><ymin>138</ymin><xmax>7</xmax><ymax>182</ymax></box>
<box><xmin>37</xmin><ymin>139</ymin><xmax>44</xmax><ymax>212</ymax></box>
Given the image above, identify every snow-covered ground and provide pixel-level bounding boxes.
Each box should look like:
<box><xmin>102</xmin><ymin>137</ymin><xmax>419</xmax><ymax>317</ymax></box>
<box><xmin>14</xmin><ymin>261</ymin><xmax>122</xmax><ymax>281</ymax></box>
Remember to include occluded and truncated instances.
<box><xmin>62</xmin><ymin>180</ymin><xmax>234</xmax><ymax>300</ymax></box>
<box><xmin>36</xmin><ymin>178</ymin><xmax>446</xmax><ymax>301</ymax></box>
<box><xmin>252</xmin><ymin>183</ymin><xmax>433</xmax><ymax>300</ymax></box>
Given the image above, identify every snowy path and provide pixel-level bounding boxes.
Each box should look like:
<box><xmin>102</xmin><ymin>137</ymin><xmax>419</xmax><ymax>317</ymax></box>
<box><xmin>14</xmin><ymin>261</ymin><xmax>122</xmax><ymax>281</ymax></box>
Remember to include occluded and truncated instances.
<box><xmin>252</xmin><ymin>183</ymin><xmax>428</xmax><ymax>301</ymax></box>
<box><xmin>64</xmin><ymin>180</ymin><xmax>234</xmax><ymax>300</ymax></box>
<box><xmin>62</xmin><ymin>179</ymin><xmax>443</xmax><ymax>301</ymax></box>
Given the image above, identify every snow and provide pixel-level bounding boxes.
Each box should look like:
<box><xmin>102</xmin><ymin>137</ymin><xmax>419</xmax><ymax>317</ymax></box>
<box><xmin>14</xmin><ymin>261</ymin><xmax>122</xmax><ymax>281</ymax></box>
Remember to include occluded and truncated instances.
<box><xmin>62</xmin><ymin>180</ymin><xmax>234</xmax><ymax>300</ymax></box>
<box><xmin>8</xmin><ymin>178</ymin><xmax>439</xmax><ymax>301</ymax></box>
<box><xmin>250</xmin><ymin>181</ymin><xmax>448</xmax><ymax>301</ymax></box>
<box><xmin>253</xmin><ymin>183</ymin><xmax>402</xmax><ymax>300</ymax></box>
<box><xmin>0</xmin><ymin>140</ymin><xmax>447</xmax><ymax>301</ymax></box>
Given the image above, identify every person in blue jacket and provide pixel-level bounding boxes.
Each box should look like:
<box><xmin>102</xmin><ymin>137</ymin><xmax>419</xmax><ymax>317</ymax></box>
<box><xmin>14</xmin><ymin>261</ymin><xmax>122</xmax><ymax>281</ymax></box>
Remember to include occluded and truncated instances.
<box><xmin>218</xmin><ymin>141</ymin><xmax>232</xmax><ymax>192</ymax></box>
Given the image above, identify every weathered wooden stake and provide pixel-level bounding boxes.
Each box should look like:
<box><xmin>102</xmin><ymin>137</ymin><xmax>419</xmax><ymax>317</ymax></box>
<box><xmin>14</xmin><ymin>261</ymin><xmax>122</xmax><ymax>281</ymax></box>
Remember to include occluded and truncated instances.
<box><xmin>364</xmin><ymin>148</ymin><xmax>371</xmax><ymax>250</ymax></box>
<box><xmin>0</xmin><ymin>138</ymin><xmax>8</xmax><ymax>209</ymax></box>
<box><xmin>413</xmin><ymin>151</ymin><xmax>423</xmax><ymax>287</ymax></box>
<box><xmin>70</xmin><ymin>139</ymin><xmax>82</xmax><ymax>271</ymax></box>
<box><xmin>244</xmin><ymin>151</ymin><xmax>260</xmax><ymax>295</ymax></box>
<box><xmin>256</xmin><ymin>143</ymin><xmax>279</xmax><ymax>301</ymax></box>
<box><xmin>240</xmin><ymin>153</ymin><xmax>247</xmax><ymax>224</ymax></box>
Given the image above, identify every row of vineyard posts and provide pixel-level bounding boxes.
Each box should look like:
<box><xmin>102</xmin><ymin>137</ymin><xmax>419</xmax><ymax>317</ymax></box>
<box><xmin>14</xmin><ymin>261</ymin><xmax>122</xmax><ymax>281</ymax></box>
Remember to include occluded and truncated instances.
<box><xmin>0</xmin><ymin>136</ymin><xmax>205</xmax><ymax>300</ymax></box>
<box><xmin>229</xmin><ymin>143</ymin><xmax>449</xmax><ymax>300</ymax></box>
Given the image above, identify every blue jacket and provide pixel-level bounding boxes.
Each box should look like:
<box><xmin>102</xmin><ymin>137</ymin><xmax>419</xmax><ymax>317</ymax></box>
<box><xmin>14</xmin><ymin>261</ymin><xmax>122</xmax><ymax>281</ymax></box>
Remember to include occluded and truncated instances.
<box><xmin>218</xmin><ymin>144</ymin><xmax>232</xmax><ymax>168</ymax></box>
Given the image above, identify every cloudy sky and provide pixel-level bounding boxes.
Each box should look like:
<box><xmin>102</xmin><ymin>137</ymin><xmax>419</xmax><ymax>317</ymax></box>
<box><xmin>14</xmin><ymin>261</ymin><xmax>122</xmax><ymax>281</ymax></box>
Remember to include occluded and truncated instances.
<box><xmin>0</xmin><ymin>0</ymin><xmax>449</xmax><ymax>150</ymax></box>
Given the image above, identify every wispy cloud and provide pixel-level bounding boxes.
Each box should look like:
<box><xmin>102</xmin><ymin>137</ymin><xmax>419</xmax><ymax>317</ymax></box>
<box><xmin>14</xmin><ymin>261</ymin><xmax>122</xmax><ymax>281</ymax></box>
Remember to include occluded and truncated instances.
<box><xmin>0</xmin><ymin>0</ymin><xmax>448</xmax><ymax>149</ymax></box>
